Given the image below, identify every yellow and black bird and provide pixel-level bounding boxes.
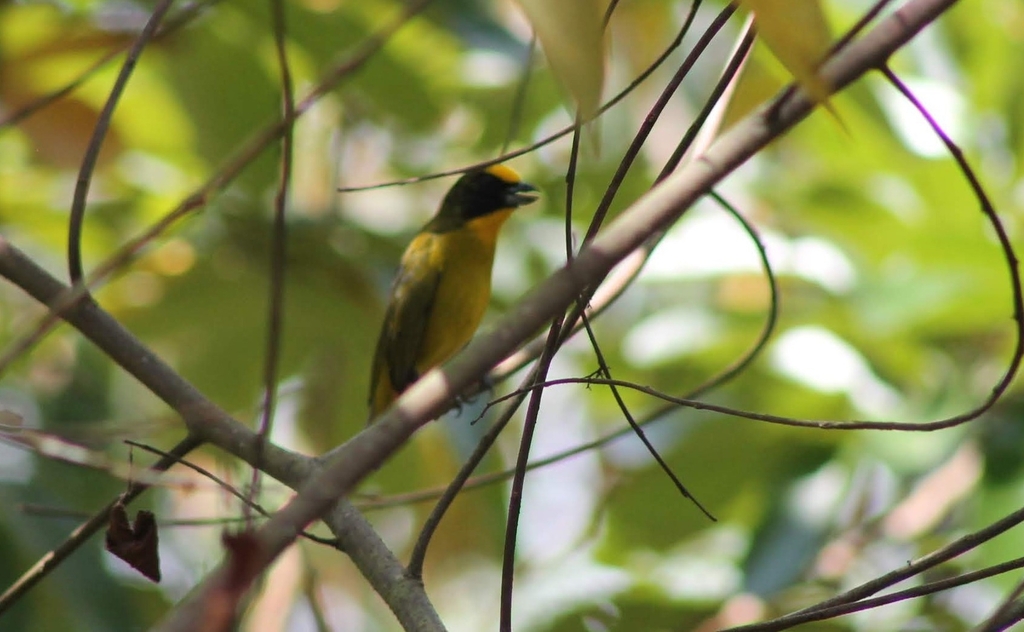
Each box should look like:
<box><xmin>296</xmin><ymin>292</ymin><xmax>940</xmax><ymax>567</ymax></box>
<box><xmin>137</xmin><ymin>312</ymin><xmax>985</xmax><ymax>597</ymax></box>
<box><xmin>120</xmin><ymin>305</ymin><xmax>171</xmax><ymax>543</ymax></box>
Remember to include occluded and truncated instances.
<box><xmin>368</xmin><ymin>165</ymin><xmax>538</xmax><ymax>421</ymax></box>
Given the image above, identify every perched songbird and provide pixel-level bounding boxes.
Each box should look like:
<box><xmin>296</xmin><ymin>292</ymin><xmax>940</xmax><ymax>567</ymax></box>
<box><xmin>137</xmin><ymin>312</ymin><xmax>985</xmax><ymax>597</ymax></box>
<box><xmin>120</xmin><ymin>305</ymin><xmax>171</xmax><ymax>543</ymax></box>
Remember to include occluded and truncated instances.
<box><xmin>368</xmin><ymin>165</ymin><xmax>539</xmax><ymax>421</ymax></box>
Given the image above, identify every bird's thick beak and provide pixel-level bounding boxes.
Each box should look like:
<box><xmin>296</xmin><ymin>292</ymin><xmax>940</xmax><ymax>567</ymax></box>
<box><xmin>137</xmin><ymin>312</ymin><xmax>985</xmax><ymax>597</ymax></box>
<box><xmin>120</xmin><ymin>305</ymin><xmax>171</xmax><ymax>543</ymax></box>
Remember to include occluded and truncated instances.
<box><xmin>506</xmin><ymin>182</ymin><xmax>539</xmax><ymax>207</ymax></box>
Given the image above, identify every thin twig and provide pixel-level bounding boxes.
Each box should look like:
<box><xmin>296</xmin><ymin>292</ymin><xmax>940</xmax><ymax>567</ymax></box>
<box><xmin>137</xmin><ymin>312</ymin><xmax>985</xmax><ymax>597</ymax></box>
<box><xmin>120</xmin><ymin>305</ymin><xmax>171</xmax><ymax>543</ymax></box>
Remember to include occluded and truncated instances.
<box><xmin>67</xmin><ymin>0</ymin><xmax>177</xmax><ymax>283</ymax></box>
<box><xmin>725</xmin><ymin>501</ymin><xmax>1024</xmax><ymax>631</ymax></box>
<box><xmin>974</xmin><ymin>577</ymin><xmax>1024</xmax><ymax>632</ymax></box>
<box><xmin>126</xmin><ymin>441</ymin><xmax>336</xmax><ymax>545</ymax></box>
<box><xmin>657</xmin><ymin>32</ymin><xmax>755</xmax><ymax>181</ymax></box>
<box><xmin>19</xmin><ymin>504</ymin><xmax>255</xmax><ymax>528</ymax></box>
<box><xmin>497</xmin><ymin>83</ymin><xmax>588</xmax><ymax>628</ymax></box>
<box><xmin>880</xmin><ymin>65</ymin><xmax>1024</xmax><ymax>434</ymax></box>
<box><xmin>499</xmin><ymin>318</ymin><xmax>563</xmax><ymax>632</ymax></box>
<box><xmin>249</xmin><ymin>0</ymin><xmax>296</xmax><ymax>528</ymax></box>
<box><xmin>405</xmin><ymin>365</ymin><xmax>536</xmax><ymax>578</ymax></box>
<box><xmin>726</xmin><ymin>556</ymin><xmax>1024</xmax><ymax>632</ymax></box>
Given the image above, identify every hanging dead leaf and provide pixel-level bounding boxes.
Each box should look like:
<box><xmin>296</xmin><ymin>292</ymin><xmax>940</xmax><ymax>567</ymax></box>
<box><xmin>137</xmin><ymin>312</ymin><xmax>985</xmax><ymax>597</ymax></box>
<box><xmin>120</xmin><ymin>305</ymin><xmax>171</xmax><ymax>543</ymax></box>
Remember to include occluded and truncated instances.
<box><xmin>105</xmin><ymin>502</ymin><xmax>161</xmax><ymax>582</ymax></box>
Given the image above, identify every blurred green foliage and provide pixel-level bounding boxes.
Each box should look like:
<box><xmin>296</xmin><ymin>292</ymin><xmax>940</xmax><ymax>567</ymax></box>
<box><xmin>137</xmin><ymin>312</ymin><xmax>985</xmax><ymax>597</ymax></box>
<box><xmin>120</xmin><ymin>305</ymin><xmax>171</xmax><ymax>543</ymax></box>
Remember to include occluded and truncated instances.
<box><xmin>1</xmin><ymin>0</ymin><xmax>1023</xmax><ymax>630</ymax></box>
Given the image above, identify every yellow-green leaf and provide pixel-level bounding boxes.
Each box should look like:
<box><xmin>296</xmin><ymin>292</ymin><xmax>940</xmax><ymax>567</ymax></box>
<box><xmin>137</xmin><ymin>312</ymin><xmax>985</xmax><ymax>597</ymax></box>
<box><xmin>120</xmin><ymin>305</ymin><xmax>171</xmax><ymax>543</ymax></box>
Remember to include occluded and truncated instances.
<box><xmin>517</xmin><ymin>0</ymin><xmax>605</xmax><ymax>122</ymax></box>
<box><xmin>739</xmin><ymin>0</ymin><xmax>834</xmax><ymax>106</ymax></box>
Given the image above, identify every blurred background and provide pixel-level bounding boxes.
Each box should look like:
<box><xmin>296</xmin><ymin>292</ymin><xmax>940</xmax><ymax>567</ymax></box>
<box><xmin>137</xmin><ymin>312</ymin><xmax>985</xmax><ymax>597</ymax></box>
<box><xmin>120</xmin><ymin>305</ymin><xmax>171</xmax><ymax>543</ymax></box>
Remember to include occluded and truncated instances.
<box><xmin>1</xmin><ymin>0</ymin><xmax>1023</xmax><ymax>630</ymax></box>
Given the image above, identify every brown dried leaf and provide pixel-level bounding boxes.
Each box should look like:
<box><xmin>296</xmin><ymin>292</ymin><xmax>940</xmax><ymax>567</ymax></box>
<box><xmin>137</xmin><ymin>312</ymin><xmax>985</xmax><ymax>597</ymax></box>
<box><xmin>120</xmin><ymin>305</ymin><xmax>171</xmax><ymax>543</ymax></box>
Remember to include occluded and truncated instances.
<box><xmin>105</xmin><ymin>502</ymin><xmax>161</xmax><ymax>582</ymax></box>
<box><xmin>198</xmin><ymin>531</ymin><xmax>264</xmax><ymax>632</ymax></box>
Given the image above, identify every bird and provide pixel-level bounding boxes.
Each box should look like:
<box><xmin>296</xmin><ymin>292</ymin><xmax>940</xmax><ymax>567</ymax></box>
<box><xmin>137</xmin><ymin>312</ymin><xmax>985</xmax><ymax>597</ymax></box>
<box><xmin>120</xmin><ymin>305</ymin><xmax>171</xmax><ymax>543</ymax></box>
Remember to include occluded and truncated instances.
<box><xmin>368</xmin><ymin>164</ymin><xmax>538</xmax><ymax>421</ymax></box>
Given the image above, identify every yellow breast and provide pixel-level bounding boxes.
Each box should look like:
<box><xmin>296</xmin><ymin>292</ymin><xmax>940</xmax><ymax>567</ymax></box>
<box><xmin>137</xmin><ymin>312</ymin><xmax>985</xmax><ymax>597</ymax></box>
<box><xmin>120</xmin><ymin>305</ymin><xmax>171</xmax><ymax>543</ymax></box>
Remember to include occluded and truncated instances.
<box><xmin>415</xmin><ymin>220</ymin><xmax>504</xmax><ymax>373</ymax></box>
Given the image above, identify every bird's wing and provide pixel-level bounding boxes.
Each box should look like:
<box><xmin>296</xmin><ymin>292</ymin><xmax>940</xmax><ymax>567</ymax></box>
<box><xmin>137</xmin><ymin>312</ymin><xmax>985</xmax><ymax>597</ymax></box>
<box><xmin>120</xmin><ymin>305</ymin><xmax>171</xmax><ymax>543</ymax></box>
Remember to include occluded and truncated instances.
<box><xmin>373</xmin><ymin>233</ymin><xmax>442</xmax><ymax>395</ymax></box>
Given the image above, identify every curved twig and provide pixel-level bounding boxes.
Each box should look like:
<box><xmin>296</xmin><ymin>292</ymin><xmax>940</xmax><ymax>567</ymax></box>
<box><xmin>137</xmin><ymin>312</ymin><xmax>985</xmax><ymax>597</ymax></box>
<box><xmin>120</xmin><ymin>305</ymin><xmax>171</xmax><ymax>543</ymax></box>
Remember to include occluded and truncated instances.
<box><xmin>67</xmin><ymin>0</ymin><xmax>176</xmax><ymax>283</ymax></box>
<box><xmin>249</xmin><ymin>0</ymin><xmax>296</xmax><ymax>527</ymax></box>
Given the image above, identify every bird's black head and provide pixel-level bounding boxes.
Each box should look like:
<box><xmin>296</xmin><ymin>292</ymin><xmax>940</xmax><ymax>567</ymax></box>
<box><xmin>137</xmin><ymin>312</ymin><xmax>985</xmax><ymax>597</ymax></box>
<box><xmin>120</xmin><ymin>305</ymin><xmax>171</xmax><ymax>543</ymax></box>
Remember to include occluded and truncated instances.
<box><xmin>431</xmin><ymin>165</ymin><xmax>538</xmax><ymax>231</ymax></box>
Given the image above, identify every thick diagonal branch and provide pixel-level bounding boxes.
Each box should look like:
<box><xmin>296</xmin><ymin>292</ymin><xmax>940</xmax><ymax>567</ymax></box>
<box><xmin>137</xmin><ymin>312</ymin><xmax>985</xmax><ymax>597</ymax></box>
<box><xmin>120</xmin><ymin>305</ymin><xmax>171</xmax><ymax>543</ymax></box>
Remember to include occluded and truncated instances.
<box><xmin>155</xmin><ymin>0</ymin><xmax>960</xmax><ymax>629</ymax></box>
